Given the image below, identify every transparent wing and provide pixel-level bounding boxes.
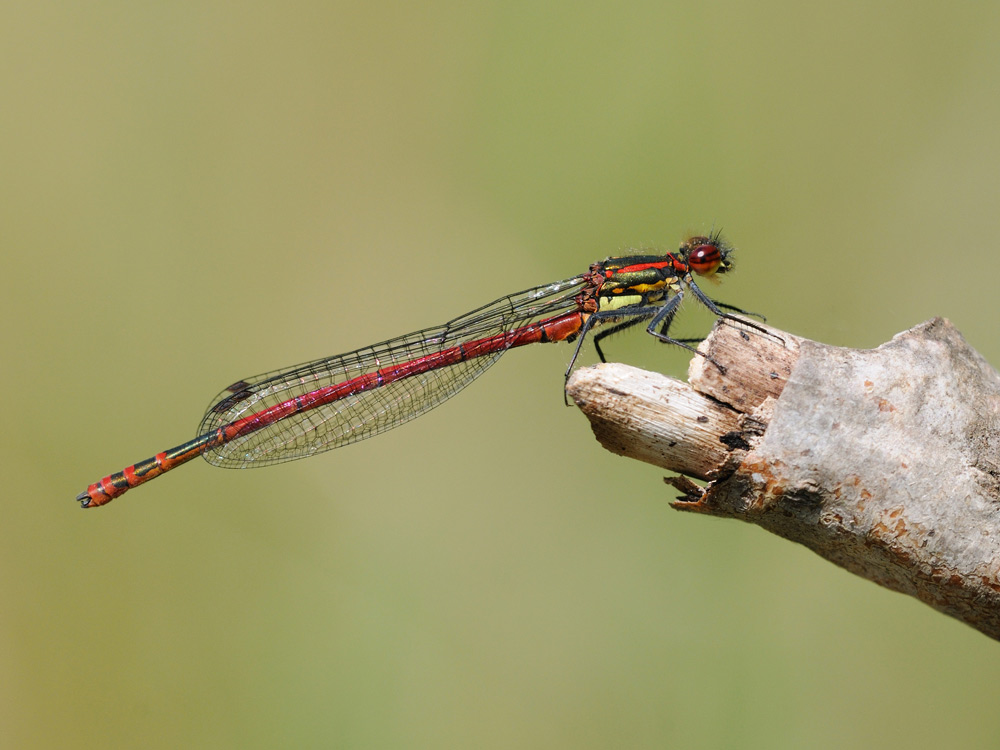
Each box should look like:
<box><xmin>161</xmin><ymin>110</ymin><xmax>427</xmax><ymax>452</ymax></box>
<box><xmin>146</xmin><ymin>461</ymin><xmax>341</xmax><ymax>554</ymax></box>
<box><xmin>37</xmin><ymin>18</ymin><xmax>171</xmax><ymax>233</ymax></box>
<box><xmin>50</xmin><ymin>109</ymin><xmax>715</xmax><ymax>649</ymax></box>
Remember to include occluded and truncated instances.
<box><xmin>198</xmin><ymin>275</ymin><xmax>589</xmax><ymax>468</ymax></box>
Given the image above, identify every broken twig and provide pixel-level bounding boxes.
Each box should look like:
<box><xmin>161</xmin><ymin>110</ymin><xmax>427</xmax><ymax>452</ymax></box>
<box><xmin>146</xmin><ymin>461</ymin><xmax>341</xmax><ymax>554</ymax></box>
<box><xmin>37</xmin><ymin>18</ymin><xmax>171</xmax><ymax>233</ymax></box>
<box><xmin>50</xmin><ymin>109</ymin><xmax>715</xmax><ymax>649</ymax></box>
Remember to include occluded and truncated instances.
<box><xmin>566</xmin><ymin>318</ymin><xmax>1000</xmax><ymax>641</ymax></box>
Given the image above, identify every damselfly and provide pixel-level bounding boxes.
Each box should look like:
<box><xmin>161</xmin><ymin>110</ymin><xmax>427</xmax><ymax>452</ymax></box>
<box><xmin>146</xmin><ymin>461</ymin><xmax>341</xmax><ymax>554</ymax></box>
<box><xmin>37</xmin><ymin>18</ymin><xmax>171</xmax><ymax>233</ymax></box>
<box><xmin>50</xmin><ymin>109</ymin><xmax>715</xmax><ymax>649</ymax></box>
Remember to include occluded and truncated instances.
<box><xmin>77</xmin><ymin>233</ymin><xmax>766</xmax><ymax>508</ymax></box>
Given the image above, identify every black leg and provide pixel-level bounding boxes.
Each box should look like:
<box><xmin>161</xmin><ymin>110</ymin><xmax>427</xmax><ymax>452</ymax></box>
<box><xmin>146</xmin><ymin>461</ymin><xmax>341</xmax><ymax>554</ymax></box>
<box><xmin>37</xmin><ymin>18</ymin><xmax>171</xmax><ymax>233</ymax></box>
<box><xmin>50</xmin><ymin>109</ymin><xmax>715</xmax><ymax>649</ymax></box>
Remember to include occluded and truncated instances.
<box><xmin>565</xmin><ymin>313</ymin><xmax>600</xmax><ymax>382</ymax></box>
<box><xmin>688</xmin><ymin>281</ymin><xmax>780</xmax><ymax>343</ymax></box>
<box><xmin>592</xmin><ymin>316</ymin><xmax>648</xmax><ymax>362</ymax></box>
<box><xmin>643</xmin><ymin>291</ymin><xmax>728</xmax><ymax>372</ymax></box>
<box><xmin>643</xmin><ymin>292</ymin><xmax>703</xmax><ymax>356</ymax></box>
<box><xmin>563</xmin><ymin>306</ymin><xmax>660</xmax><ymax>404</ymax></box>
<box><xmin>709</xmin><ymin>299</ymin><xmax>766</xmax><ymax>321</ymax></box>
<box><xmin>563</xmin><ymin>278</ymin><xmax>777</xmax><ymax>402</ymax></box>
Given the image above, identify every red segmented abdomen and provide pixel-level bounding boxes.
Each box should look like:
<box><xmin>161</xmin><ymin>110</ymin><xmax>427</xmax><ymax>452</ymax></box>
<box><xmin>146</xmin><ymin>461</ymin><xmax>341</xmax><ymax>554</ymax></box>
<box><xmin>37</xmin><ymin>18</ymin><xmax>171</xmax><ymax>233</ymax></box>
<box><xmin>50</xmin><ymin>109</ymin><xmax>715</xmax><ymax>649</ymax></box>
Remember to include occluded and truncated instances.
<box><xmin>225</xmin><ymin>311</ymin><xmax>586</xmax><ymax>439</ymax></box>
<box><xmin>78</xmin><ymin>310</ymin><xmax>587</xmax><ymax>508</ymax></box>
<box><xmin>81</xmin><ymin>433</ymin><xmax>219</xmax><ymax>507</ymax></box>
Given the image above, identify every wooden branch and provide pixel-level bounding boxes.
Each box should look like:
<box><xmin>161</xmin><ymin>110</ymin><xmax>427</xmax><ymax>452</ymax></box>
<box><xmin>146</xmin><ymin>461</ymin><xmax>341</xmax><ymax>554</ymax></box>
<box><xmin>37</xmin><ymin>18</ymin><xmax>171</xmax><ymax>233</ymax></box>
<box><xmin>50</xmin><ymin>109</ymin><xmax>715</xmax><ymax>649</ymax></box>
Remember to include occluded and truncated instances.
<box><xmin>566</xmin><ymin>318</ymin><xmax>1000</xmax><ymax>642</ymax></box>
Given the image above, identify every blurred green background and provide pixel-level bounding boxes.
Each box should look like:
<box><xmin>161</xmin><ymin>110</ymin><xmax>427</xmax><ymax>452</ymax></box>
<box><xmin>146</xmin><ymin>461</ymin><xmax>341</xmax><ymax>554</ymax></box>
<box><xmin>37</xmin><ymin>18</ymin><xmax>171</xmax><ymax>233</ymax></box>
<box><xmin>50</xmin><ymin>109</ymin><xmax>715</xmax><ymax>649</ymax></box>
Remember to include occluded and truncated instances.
<box><xmin>4</xmin><ymin>1</ymin><xmax>1000</xmax><ymax>748</ymax></box>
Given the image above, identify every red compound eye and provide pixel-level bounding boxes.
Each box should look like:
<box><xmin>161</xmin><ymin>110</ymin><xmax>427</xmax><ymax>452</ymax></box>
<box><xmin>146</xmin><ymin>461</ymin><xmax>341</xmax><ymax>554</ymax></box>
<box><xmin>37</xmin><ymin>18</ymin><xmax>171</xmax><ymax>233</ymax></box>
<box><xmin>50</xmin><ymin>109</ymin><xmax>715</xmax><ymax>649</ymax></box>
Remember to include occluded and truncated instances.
<box><xmin>688</xmin><ymin>242</ymin><xmax>723</xmax><ymax>275</ymax></box>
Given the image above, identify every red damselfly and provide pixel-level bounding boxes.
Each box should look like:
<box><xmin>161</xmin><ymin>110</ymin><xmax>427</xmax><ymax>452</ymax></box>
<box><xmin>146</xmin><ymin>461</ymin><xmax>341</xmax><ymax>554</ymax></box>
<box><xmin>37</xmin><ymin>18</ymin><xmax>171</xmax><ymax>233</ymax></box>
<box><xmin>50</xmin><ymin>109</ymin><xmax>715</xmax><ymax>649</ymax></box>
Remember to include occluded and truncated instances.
<box><xmin>77</xmin><ymin>233</ymin><xmax>767</xmax><ymax>508</ymax></box>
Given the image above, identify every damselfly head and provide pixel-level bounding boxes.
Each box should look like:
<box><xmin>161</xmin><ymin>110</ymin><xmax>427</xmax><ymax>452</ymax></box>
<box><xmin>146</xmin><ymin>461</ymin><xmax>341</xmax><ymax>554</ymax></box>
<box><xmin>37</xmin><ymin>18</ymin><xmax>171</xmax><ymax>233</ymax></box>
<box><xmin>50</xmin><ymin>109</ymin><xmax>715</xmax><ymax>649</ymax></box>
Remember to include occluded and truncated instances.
<box><xmin>679</xmin><ymin>232</ymin><xmax>734</xmax><ymax>278</ymax></box>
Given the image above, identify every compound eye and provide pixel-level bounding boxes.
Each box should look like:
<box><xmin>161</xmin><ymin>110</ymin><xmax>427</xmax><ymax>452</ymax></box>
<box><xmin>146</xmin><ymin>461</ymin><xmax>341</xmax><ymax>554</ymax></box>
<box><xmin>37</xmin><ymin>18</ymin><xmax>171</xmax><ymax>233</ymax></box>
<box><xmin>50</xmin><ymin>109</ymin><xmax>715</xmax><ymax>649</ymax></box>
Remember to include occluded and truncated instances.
<box><xmin>688</xmin><ymin>243</ymin><xmax>723</xmax><ymax>275</ymax></box>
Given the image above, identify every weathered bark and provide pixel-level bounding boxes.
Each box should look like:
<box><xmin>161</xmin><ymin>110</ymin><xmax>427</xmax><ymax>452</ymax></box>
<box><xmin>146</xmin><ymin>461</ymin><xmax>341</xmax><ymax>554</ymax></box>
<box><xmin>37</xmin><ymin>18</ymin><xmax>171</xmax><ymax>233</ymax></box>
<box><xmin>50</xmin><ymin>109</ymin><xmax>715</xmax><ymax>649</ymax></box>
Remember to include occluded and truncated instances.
<box><xmin>566</xmin><ymin>318</ymin><xmax>1000</xmax><ymax>641</ymax></box>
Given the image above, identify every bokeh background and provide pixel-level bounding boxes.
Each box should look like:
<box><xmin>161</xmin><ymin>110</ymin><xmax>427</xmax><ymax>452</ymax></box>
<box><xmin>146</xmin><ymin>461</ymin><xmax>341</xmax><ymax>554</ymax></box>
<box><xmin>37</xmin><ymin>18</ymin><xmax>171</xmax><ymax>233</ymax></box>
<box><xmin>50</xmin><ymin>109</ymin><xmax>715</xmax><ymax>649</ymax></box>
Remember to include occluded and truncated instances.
<box><xmin>4</xmin><ymin>2</ymin><xmax>1000</xmax><ymax>748</ymax></box>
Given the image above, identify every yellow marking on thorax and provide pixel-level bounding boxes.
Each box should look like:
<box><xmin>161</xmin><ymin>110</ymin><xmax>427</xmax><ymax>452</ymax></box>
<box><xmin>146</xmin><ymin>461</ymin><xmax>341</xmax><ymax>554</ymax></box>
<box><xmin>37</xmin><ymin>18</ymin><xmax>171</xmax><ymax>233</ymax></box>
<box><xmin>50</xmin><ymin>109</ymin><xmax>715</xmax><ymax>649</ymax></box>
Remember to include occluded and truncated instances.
<box><xmin>623</xmin><ymin>281</ymin><xmax>668</xmax><ymax>295</ymax></box>
<box><xmin>598</xmin><ymin>294</ymin><xmax>642</xmax><ymax>312</ymax></box>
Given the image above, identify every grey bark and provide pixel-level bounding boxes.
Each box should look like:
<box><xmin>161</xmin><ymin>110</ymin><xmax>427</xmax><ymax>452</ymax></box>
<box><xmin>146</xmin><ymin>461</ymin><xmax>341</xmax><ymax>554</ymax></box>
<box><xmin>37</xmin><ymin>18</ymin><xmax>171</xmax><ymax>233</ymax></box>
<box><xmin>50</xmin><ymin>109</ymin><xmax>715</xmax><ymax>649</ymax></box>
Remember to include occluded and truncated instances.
<box><xmin>565</xmin><ymin>318</ymin><xmax>1000</xmax><ymax>641</ymax></box>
